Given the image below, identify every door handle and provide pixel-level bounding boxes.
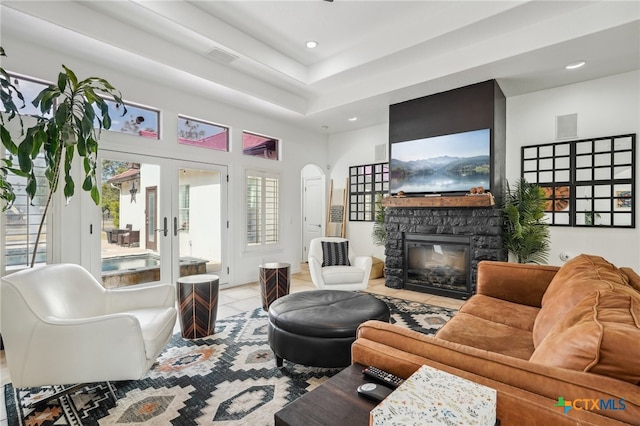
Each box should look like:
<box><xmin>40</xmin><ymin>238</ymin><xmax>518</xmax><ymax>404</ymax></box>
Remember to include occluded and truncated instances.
<box><xmin>154</xmin><ymin>217</ymin><xmax>168</xmax><ymax>236</ymax></box>
<box><xmin>155</xmin><ymin>217</ymin><xmax>168</xmax><ymax>236</ymax></box>
<box><xmin>174</xmin><ymin>217</ymin><xmax>187</xmax><ymax>235</ymax></box>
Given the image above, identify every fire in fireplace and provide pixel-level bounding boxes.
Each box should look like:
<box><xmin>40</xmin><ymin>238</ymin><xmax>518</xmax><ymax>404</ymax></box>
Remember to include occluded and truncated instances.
<box><xmin>403</xmin><ymin>233</ymin><xmax>471</xmax><ymax>299</ymax></box>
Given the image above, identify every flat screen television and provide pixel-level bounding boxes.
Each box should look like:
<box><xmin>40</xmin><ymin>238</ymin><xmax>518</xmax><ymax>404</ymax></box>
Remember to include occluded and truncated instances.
<box><xmin>390</xmin><ymin>128</ymin><xmax>491</xmax><ymax>195</ymax></box>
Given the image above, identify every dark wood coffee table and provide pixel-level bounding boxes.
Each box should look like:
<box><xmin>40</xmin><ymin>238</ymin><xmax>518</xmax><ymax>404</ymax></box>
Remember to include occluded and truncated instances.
<box><xmin>274</xmin><ymin>363</ymin><xmax>377</xmax><ymax>426</ymax></box>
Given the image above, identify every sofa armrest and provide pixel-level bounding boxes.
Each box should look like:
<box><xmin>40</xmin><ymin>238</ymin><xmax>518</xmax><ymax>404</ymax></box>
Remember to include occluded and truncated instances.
<box><xmin>106</xmin><ymin>283</ymin><xmax>175</xmax><ymax>312</ymax></box>
<box><xmin>353</xmin><ymin>256</ymin><xmax>372</xmax><ymax>281</ymax></box>
<box><xmin>476</xmin><ymin>261</ymin><xmax>560</xmax><ymax>307</ymax></box>
<box><xmin>352</xmin><ymin>321</ymin><xmax>639</xmax><ymax>425</ymax></box>
<box><xmin>9</xmin><ymin>313</ymin><xmax>149</xmax><ymax>387</ymax></box>
<box><xmin>621</xmin><ymin>267</ymin><xmax>640</xmax><ymax>292</ymax></box>
<box><xmin>308</xmin><ymin>256</ymin><xmax>324</xmax><ymax>288</ymax></box>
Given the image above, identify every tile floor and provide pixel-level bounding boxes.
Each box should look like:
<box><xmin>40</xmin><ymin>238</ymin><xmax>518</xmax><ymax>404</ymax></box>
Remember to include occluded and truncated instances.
<box><xmin>0</xmin><ymin>264</ymin><xmax>464</xmax><ymax>425</ymax></box>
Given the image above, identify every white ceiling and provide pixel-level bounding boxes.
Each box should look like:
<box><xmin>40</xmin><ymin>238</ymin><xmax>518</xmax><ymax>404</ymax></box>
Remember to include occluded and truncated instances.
<box><xmin>2</xmin><ymin>1</ymin><xmax>639</xmax><ymax>135</ymax></box>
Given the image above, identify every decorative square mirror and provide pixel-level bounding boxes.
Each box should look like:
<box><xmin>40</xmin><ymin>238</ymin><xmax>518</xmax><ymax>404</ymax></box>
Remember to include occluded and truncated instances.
<box><xmin>521</xmin><ymin>134</ymin><xmax>635</xmax><ymax>228</ymax></box>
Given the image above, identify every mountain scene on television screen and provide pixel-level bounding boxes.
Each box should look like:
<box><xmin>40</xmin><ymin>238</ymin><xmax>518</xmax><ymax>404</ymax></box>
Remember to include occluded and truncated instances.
<box><xmin>390</xmin><ymin>155</ymin><xmax>490</xmax><ymax>178</ymax></box>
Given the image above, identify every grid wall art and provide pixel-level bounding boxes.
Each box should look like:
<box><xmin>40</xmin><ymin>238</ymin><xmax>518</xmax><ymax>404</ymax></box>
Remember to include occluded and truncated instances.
<box><xmin>521</xmin><ymin>134</ymin><xmax>635</xmax><ymax>228</ymax></box>
<box><xmin>349</xmin><ymin>162</ymin><xmax>389</xmax><ymax>222</ymax></box>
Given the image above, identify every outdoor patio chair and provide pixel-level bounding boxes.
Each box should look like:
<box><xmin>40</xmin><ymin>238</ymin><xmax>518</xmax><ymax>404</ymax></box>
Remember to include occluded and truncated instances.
<box><xmin>120</xmin><ymin>230</ymin><xmax>140</xmax><ymax>247</ymax></box>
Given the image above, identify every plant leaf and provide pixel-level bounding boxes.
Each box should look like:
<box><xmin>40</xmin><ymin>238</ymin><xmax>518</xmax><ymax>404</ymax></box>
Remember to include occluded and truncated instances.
<box><xmin>57</xmin><ymin>71</ymin><xmax>67</xmax><ymax>92</ymax></box>
<box><xmin>62</xmin><ymin>65</ymin><xmax>78</xmax><ymax>88</ymax></box>
<box><xmin>82</xmin><ymin>174</ymin><xmax>93</xmax><ymax>191</ymax></box>
<box><xmin>17</xmin><ymin>137</ymin><xmax>33</xmax><ymax>173</ymax></box>
<box><xmin>0</xmin><ymin>125</ymin><xmax>17</xmax><ymax>153</ymax></box>
<box><xmin>64</xmin><ymin>175</ymin><xmax>74</xmax><ymax>199</ymax></box>
<box><xmin>90</xmin><ymin>185</ymin><xmax>100</xmax><ymax>204</ymax></box>
<box><xmin>25</xmin><ymin>172</ymin><xmax>37</xmax><ymax>199</ymax></box>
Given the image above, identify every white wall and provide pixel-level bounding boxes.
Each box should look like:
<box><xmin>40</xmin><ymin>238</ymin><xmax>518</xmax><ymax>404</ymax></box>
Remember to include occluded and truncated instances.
<box><xmin>327</xmin><ymin>72</ymin><xmax>639</xmax><ymax>270</ymax></box>
<box><xmin>328</xmin><ymin>123</ymin><xmax>388</xmax><ymax>260</ymax></box>
<box><xmin>1</xmin><ymin>36</ymin><xmax>328</xmax><ymax>285</ymax></box>
<box><xmin>507</xmin><ymin>71</ymin><xmax>640</xmax><ymax>269</ymax></box>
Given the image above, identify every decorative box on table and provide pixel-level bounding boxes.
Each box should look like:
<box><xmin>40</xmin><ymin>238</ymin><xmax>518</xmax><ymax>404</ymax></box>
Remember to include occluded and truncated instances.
<box><xmin>370</xmin><ymin>365</ymin><xmax>497</xmax><ymax>425</ymax></box>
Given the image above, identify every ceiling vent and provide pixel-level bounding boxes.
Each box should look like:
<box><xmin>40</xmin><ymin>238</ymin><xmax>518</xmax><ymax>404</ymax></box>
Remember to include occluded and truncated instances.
<box><xmin>205</xmin><ymin>47</ymin><xmax>239</xmax><ymax>64</ymax></box>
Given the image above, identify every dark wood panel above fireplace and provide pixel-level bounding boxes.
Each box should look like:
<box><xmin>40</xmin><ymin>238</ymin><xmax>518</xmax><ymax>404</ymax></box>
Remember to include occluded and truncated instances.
<box><xmin>388</xmin><ymin>79</ymin><xmax>506</xmax><ymax>205</ymax></box>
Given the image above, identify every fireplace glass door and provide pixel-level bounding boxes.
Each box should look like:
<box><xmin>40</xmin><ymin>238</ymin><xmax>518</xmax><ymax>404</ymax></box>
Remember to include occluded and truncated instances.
<box><xmin>404</xmin><ymin>234</ymin><xmax>471</xmax><ymax>298</ymax></box>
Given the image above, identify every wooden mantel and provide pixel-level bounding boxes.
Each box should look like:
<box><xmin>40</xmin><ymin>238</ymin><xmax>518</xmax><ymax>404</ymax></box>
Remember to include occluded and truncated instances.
<box><xmin>382</xmin><ymin>193</ymin><xmax>495</xmax><ymax>208</ymax></box>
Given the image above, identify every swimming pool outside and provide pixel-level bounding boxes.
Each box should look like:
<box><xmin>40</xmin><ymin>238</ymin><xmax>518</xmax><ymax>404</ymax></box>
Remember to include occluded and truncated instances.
<box><xmin>101</xmin><ymin>253</ymin><xmax>208</xmax><ymax>288</ymax></box>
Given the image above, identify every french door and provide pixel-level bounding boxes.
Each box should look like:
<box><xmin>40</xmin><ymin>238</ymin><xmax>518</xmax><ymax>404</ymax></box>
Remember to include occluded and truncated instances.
<box><xmin>91</xmin><ymin>151</ymin><xmax>227</xmax><ymax>287</ymax></box>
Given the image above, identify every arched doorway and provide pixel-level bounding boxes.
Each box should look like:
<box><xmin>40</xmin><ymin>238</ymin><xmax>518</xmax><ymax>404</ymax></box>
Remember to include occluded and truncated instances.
<box><xmin>301</xmin><ymin>164</ymin><xmax>326</xmax><ymax>261</ymax></box>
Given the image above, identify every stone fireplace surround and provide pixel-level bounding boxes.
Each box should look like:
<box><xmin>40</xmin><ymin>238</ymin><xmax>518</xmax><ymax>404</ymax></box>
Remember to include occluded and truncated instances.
<box><xmin>384</xmin><ymin>205</ymin><xmax>505</xmax><ymax>299</ymax></box>
<box><xmin>385</xmin><ymin>79</ymin><xmax>507</xmax><ymax>298</ymax></box>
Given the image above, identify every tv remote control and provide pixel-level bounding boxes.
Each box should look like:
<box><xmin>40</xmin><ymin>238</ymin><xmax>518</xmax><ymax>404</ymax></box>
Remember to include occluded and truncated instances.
<box><xmin>362</xmin><ymin>366</ymin><xmax>405</xmax><ymax>388</ymax></box>
<box><xmin>357</xmin><ymin>382</ymin><xmax>393</xmax><ymax>402</ymax></box>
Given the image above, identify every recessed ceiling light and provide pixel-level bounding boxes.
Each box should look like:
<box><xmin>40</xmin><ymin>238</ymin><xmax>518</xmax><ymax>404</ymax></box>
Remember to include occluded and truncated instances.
<box><xmin>348</xmin><ymin>117</ymin><xmax>358</xmax><ymax>122</ymax></box>
<box><xmin>565</xmin><ymin>60</ymin><xmax>586</xmax><ymax>70</ymax></box>
<box><xmin>305</xmin><ymin>40</ymin><xmax>318</xmax><ymax>49</ymax></box>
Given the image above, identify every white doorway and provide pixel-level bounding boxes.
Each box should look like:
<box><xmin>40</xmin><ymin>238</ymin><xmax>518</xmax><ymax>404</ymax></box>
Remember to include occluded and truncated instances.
<box><xmin>301</xmin><ymin>164</ymin><xmax>326</xmax><ymax>261</ymax></box>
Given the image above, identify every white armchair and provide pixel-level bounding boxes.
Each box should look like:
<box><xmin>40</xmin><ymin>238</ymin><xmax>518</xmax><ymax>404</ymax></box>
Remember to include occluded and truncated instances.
<box><xmin>0</xmin><ymin>263</ymin><xmax>177</xmax><ymax>390</ymax></box>
<box><xmin>308</xmin><ymin>237</ymin><xmax>372</xmax><ymax>291</ymax></box>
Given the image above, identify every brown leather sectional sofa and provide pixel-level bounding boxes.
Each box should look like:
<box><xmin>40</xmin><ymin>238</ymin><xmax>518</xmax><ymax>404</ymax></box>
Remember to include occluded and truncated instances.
<box><xmin>352</xmin><ymin>255</ymin><xmax>640</xmax><ymax>425</ymax></box>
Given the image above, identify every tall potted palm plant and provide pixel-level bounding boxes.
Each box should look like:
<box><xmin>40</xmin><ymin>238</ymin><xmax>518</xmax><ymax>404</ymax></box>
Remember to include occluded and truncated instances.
<box><xmin>1</xmin><ymin>47</ymin><xmax>125</xmax><ymax>266</ymax></box>
<box><xmin>502</xmin><ymin>178</ymin><xmax>551</xmax><ymax>264</ymax></box>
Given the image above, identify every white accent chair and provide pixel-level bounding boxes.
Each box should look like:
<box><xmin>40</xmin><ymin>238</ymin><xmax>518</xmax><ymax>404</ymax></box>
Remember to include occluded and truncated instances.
<box><xmin>0</xmin><ymin>263</ymin><xmax>177</xmax><ymax>395</ymax></box>
<box><xmin>308</xmin><ymin>237</ymin><xmax>372</xmax><ymax>291</ymax></box>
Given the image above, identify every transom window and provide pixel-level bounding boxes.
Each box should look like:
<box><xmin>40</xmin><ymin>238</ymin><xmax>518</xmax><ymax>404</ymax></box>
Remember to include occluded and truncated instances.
<box><xmin>178</xmin><ymin>115</ymin><xmax>229</xmax><ymax>151</ymax></box>
<box><xmin>101</xmin><ymin>100</ymin><xmax>160</xmax><ymax>139</ymax></box>
<box><xmin>5</xmin><ymin>74</ymin><xmax>51</xmax><ymax>117</ymax></box>
<box><xmin>243</xmin><ymin>131</ymin><xmax>280</xmax><ymax>160</ymax></box>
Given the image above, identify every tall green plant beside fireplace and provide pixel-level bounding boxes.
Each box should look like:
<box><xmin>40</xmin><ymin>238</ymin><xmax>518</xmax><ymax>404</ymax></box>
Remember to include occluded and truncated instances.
<box><xmin>372</xmin><ymin>193</ymin><xmax>386</xmax><ymax>246</ymax></box>
<box><xmin>502</xmin><ymin>178</ymin><xmax>550</xmax><ymax>264</ymax></box>
<box><xmin>1</xmin><ymin>47</ymin><xmax>125</xmax><ymax>266</ymax></box>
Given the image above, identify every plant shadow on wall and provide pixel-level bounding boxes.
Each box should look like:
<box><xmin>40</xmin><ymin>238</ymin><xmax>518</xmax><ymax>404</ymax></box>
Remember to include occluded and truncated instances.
<box><xmin>0</xmin><ymin>47</ymin><xmax>125</xmax><ymax>267</ymax></box>
<box><xmin>502</xmin><ymin>178</ymin><xmax>551</xmax><ymax>264</ymax></box>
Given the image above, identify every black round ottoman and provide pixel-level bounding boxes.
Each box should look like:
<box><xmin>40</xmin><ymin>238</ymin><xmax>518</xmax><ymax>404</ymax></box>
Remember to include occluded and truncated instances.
<box><xmin>267</xmin><ymin>290</ymin><xmax>390</xmax><ymax>368</ymax></box>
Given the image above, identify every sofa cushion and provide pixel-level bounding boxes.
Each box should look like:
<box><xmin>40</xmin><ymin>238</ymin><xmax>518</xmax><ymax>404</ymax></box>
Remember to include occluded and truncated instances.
<box><xmin>436</xmin><ymin>312</ymin><xmax>535</xmax><ymax>360</ymax></box>
<box><xmin>321</xmin><ymin>265</ymin><xmax>364</xmax><ymax>284</ymax></box>
<box><xmin>533</xmin><ymin>254</ymin><xmax>633</xmax><ymax>347</ymax></box>
<box><xmin>530</xmin><ymin>291</ymin><xmax>640</xmax><ymax>384</ymax></box>
<box><xmin>459</xmin><ymin>294</ymin><xmax>540</xmax><ymax>332</ymax></box>
<box><xmin>321</xmin><ymin>241</ymin><xmax>351</xmax><ymax>266</ymax></box>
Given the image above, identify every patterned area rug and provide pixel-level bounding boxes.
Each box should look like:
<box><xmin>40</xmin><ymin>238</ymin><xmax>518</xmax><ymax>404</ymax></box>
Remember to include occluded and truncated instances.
<box><xmin>4</xmin><ymin>295</ymin><xmax>456</xmax><ymax>426</ymax></box>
